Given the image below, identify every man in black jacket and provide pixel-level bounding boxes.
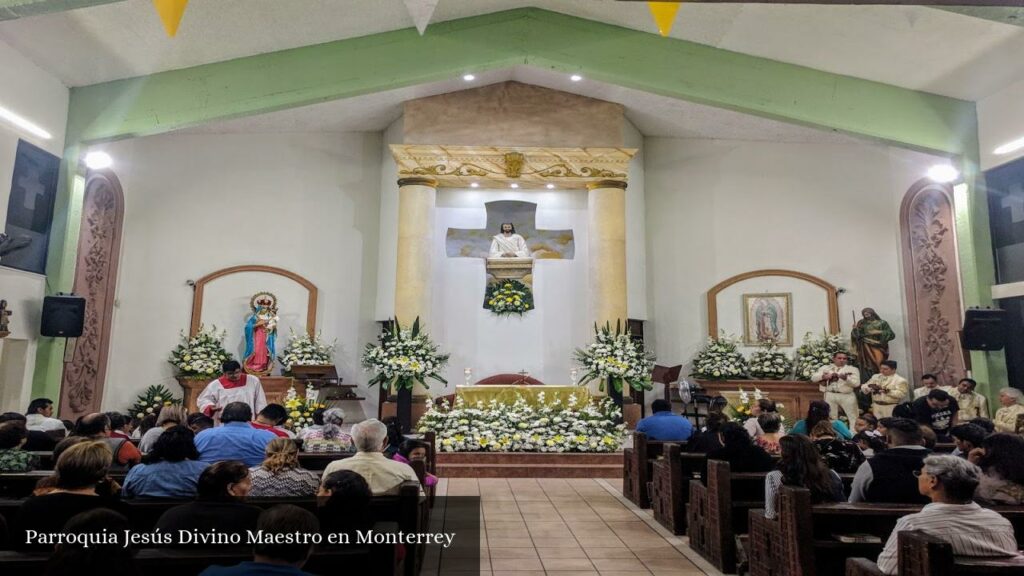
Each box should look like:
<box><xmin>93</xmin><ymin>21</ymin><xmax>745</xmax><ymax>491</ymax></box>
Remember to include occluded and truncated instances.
<box><xmin>848</xmin><ymin>417</ymin><xmax>930</xmax><ymax>503</ymax></box>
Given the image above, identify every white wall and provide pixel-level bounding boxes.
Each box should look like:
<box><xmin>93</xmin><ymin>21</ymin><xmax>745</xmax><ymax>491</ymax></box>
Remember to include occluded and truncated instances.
<box><xmin>978</xmin><ymin>78</ymin><xmax>1024</xmax><ymax>171</ymax></box>
<box><xmin>645</xmin><ymin>138</ymin><xmax>945</xmax><ymax>383</ymax></box>
<box><xmin>0</xmin><ymin>38</ymin><xmax>68</xmax><ymax>411</ymax></box>
<box><xmin>98</xmin><ymin>132</ymin><xmax>383</xmax><ymax>415</ymax></box>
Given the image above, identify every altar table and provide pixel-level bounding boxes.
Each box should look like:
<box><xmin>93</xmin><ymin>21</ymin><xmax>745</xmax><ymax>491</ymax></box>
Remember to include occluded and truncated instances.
<box><xmin>456</xmin><ymin>385</ymin><xmax>589</xmax><ymax>408</ymax></box>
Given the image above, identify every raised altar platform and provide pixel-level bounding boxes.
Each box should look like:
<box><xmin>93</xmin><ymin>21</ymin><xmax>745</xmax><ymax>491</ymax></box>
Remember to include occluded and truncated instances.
<box><xmin>436</xmin><ymin>451</ymin><xmax>622</xmax><ymax>478</ymax></box>
<box><xmin>696</xmin><ymin>378</ymin><xmax>823</xmax><ymax>418</ymax></box>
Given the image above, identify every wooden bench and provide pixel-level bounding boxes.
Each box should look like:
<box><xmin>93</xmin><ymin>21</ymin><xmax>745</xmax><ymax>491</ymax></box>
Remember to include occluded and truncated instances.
<box><xmin>650</xmin><ymin>447</ymin><xmax>708</xmax><ymax>534</ymax></box>
<box><xmin>748</xmin><ymin>486</ymin><xmax>1024</xmax><ymax>576</ymax></box>
<box><xmin>622</xmin><ymin>432</ymin><xmax>684</xmax><ymax>508</ymax></box>
<box><xmin>846</xmin><ymin>530</ymin><xmax>1024</xmax><ymax>576</ymax></box>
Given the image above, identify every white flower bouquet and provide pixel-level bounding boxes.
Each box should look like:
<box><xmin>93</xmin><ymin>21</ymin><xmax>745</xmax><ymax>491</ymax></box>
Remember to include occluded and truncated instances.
<box><xmin>691</xmin><ymin>332</ymin><xmax>747</xmax><ymax>380</ymax></box>
<box><xmin>747</xmin><ymin>341</ymin><xmax>792</xmax><ymax>380</ymax></box>
<box><xmin>362</xmin><ymin>317</ymin><xmax>450</xmax><ymax>391</ymax></box>
<box><xmin>793</xmin><ymin>331</ymin><xmax>849</xmax><ymax>380</ymax></box>
<box><xmin>574</xmin><ymin>321</ymin><xmax>655</xmax><ymax>394</ymax></box>
<box><xmin>168</xmin><ymin>325</ymin><xmax>233</xmax><ymax>378</ymax></box>
<box><xmin>279</xmin><ymin>329</ymin><xmax>335</xmax><ymax>372</ymax></box>
<box><xmin>417</xmin><ymin>393</ymin><xmax>625</xmax><ymax>453</ymax></box>
<box><xmin>128</xmin><ymin>384</ymin><xmax>181</xmax><ymax>419</ymax></box>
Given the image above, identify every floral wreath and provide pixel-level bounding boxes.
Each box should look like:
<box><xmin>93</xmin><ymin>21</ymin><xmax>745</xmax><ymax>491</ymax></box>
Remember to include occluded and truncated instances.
<box><xmin>484</xmin><ymin>279</ymin><xmax>534</xmax><ymax>317</ymax></box>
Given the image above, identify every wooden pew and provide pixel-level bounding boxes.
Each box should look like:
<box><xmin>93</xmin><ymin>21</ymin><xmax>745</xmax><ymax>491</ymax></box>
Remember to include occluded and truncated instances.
<box><xmin>748</xmin><ymin>486</ymin><xmax>1024</xmax><ymax>576</ymax></box>
<box><xmin>650</xmin><ymin>447</ymin><xmax>709</xmax><ymax>535</ymax></box>
<box><xmin>622</xmin><ymin>432</ymin><xmax>684</xmax><ymax>508</ymax></box>
<box><xmin>846</xmin><ymin>530</ymin><xmax>1024</xmax><ymax>576</ymax></box>
<box><xmin>0</xmin><ymin>471</ymin><xmax>127</xmax><ymax>498</ymax></box>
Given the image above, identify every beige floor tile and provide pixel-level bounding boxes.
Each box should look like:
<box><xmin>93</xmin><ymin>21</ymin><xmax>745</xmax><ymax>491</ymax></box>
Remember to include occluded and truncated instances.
<box><xmin>541</xmin><ymin>557</ymin><xmax>597</xmax><ymax>571</ymax></box>
<box><xmin>488</xmin><ymin>536</ymin><xmax>536</xmax><ymax>548</ymax></box>
<box><xmin>536</xmin><ymin>547</ymin><xmax>589</xmax><ymax>559</ymax></box>
<box><xmin>490</xmin><ymin>557</ymin><xmax>544</xmax><ymax>571</ymax></box>
<box><xmin>640</xmin><ymin>558</ymin><xmax>696</xmax><ymax>570</ymax></box>
<box><xmin>590</xmin><ymin>558</ymin><xmax>649</xmax><ymax>571</ymax></box>
<box><xmin>545</xmin><ymin>571</ymin><xmax>599</xmax><ymax>576</ymax></box>
<box><xmin>635</xmin><ymin>547</ymin><xmax>686</xmax><ymax>559</ymax></box>
<box><xmin>488</xmin><ymin>547</ymin><xmax>540</xmax><ymax>559</ymax></box>
<box><xmin>584</xmin><ymin>547</ymin><xmax>637</xmax><ymax>559</ymax></box>
<box><xmin>533</xmin><ymin>537</ymin><xmax>584</xmax><ymax>548</ymax></box>
<box><xmin>597</xmin><ymin>571</ymin><xmax>653</xmax><ymax>576</ymax></box>
<box><xmin>492</xmin><ymin>572</ymin><xmax>545</xmax><ymax>576</ymax></box>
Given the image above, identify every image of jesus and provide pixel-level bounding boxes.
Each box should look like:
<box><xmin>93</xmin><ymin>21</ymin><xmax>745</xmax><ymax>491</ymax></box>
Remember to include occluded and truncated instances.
<box><xmin>489</xmin><ymin>222</ymin><xmax>529</xmax><ymax>258</ymax></box>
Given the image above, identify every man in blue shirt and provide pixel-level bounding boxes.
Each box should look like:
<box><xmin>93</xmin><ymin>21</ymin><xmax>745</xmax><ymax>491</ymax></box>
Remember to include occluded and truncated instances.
<box><xmin>635</xmin><ymin>399</ymin><xmax>693</xmax><ymax>441</ymax></box>
<box><xmin>194</xmin><ymin>402</ymin><xmax>276</xmax><ymax>467</ymax></box>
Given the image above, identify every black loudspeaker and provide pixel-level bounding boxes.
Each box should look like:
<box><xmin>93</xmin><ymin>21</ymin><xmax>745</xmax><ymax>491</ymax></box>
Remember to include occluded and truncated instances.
<box><xmin>962</xmin><ymin>308</ymin><xmax>1007</xmax><ymax>351</ymax></box>
<box><xmin>40</xmin><ymin>295</ymin><xmax>86</xmax><ymax>337</ymax></box>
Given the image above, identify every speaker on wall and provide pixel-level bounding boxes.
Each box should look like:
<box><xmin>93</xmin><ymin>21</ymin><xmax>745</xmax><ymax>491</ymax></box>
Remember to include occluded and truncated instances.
<box><xmin>962</xmin><ymin>308</ymin><xmax>1007</xmax><ymax>351</ymax></box>
<box><xmin>40</xmin><ymin>295</ymin><xmax>86</xmax><ymax>337</ymax></box>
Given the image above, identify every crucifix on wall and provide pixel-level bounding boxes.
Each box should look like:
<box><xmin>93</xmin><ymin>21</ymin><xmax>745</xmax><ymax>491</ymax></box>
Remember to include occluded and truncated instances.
<box><xmin>446</xmin><ymin>200</ymin><xmax>575</xmax><ymax>312</ymax></box>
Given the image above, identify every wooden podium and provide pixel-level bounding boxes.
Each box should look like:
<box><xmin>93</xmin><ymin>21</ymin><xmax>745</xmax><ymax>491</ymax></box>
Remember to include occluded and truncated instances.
<box><xmin>177</xmin><ymin>376</ymin><xmax>302</xmax><ymax>413</ymax></box>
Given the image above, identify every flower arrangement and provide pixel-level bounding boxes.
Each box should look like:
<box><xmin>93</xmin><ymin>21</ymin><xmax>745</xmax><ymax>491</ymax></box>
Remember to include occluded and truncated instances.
<box><xmin>168</xmin><ymin>325</ymin><xmax>233</xmax><ymax>378</ymax></box>
<box><xmin>484</xmin><ymin>280</ymin><xmax>534</xmax><ymax>316</ymax></box>
<box><xmin>793</xmin><ymin>331</ymin><xmax>849</xmax><ymax>380</ymax></box>
<box><xmin>574</xmin><ymin>321</ymin><xmax>655</xmax><ymax>394</ymax></box>
<box><xmin>690</xmin><ymin>333</ymin><xmax>747</xmax><ymax>380</ymax></box>
<box><xmin>362</xmin><ymin>317</ymin><xmax>450</xmax><ymax>391</ymax></box>
<box><xmin>723</xmin><ymin>387</ymin><xmax>787</xmax><ymax>423</ymax></box>
<box><xmin>128</xmin><ymin>385</ymin><xmax>181</xmax><ymax>420</ymax></box>
<box><xmin>282</xmin><ymin>385</ymin><xmax>326</xmax><ymax>433</ymax></box>
<box><xmin>417</xmin><ymin>393</ymin><xmax>624</xmax><ymax>453</ymax></box>
<box><xmin>747</xmin><ymin>341</ymin><xmax>792</xmax><ymax>380</ymax></box>
<box><xmin>279</xmin><ymin>329</ymin><xmax>335</xmax><ymax>372</ymax></box>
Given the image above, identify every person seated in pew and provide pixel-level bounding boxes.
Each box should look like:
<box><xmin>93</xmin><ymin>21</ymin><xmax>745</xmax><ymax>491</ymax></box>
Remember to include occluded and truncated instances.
<box><xmin>73</xmin><ymin>412</ymin><xmax>142</xmax><ymax>469</ymax></box>
<box><xmin>106</xmin><ymin>412</ymin><xmax>133</xmax><ymax>441</ymax></box>
<box><xmin>194</xmin><ymin>402</ymin><xmax>277</xmax><ymax>467</ymax></box>
<box><xmin>911</xmin><ymin>389</ymin><xmax>959</xmax><ymax>442</ymax></box>
<box><xmin>136</xmin><ymin>413</ymin><xmax>157</xmax><ymax>440</ymax></box>
<box><xmin>853</xmin><ymin>413</ymin><xmax>878</xmax><ymax>435</ymax></box>
<box><xmin>188</xmin><ymin>412</ymin><xmax>215</xmax><ymax>434</ymax></box>
<box><xmin>248</xmin><ymin>438</ymin><xmax>320</xmax><ymax>498</ymax></box>
<box><xmin>122</xmin><ymin>425</ymin><xmax>208</xmax><ymax>499</ymax></box>
<box><xmin>393</xmin><ymin>439</ymin><xmax>438</xmax><ymax>487</ymax></box>
<box><xmin>251</xmin><ymin>404</ymin><xmax>295</xmax><ymax>439</ymax></box>
<box><xmin>317</xmin><ymin>470</ymin><xmax>375</xmax><ymax>540</ymax></box>
<box><xmin>919</xmin><ymin>424</ymin><xmax>937</xmax><ymax>450</ymax></box>
<box><xmin>743</xmin><ymin>399</ymin><xmax>786</xmax><ymax>438</ymax></box>
<box><xmin>949</xmin><ymin>423</ymin><xmax>987</xmax><ymax>458</ymax></box>
<box><xmin>299</xmin><ymin>407</ymin><xmax>354</xmax><ymax>451</ymax></box>
<box><xmin>788</xmin><ymin>400</ymin><xmax>853</xmax><ymax>440</ymax></box>
<box><xmin>876</xmin><ymin>455</ymin><xmax>1019</xmax><ymax>575</ymax></box>
<box><xmin>44</xmin><ymin>509</ymin><xmax>137</xmax><ymax>576</ymax></box>
<box><xmin>685</xmin><ymin>413</ymin><xmax>727</xmax><ymax>453</ymax></box>
<box><xmin>155</xmin><ymin>460</ymin><xmax>262</xmax><ymax>543</ymax></box>
<box><xmin>635</xmin><ymin>399</ymin><xmax>693</xmax><ymax>441</ymax></box>
<box><xmin>31</xmin><ymin>436</ymin><xmax>90</xmax><ymax>496</ymax></box>
<box><xmin>16</xmin><ymin>441</ymin><xmax>130</xmax><ymax>551</ymax></box>
<box><xmin>381</xmin><ymin>417</ymin><xmax>405</xmax><ymax>458</ymax></box>
<box><xmin>138</xmin><ymin>405</ymin><xmax>187</xmax><ymax>453</ymax></box>
<box><xmin>969</xmin><ymin>417</ymin><xmax>996</xmax><ymax>435</ymax></box>
<box><xmin>993</xmin><ymin>387</ymin><xmax>1024</xmax><ymax>434</ymax></box>
<box><xmin>705</xmin><ymin>422</ymin><xmax>776</xmax><ymax>476</ymax></box>
<box><xmin>852</xmin><ymin>431</ymin><xmax>887</xmax><ymax>458</ymax></box>
<box><xmin>764</xmin><ymin>434</ymin><xmax>843</xmax><ymax>519</ymax></box>
<box><xmin>809</xmin><ymin>420</ymin><xmax>865</xmax><ymax>473</ymax></box>
<box><xmin>753</xmin><ymin>413</ymin><xmax>784</xmax><ymax>455</ymax></box>
<box><xmin>968</xmin><ymin>433</ymin><xmax>1024</xmax><ymax>506</ymax></box>
<box><xmin>0</xmin><ymin>412</ymin><xmax>58</xmax><ymax>451</ymax></box>
<box><xmin>0</xmin><ymin>421</ymin><xmax>38</xmax><ymax>472</ymax></box>
<box><xmin>321</xmin><ymin>419</ymin><xmax>420</xmax><ymax>496</ymax></box>
<box><xmin>200</xmin><ymin>505</ymin><xmax>320</xmax><ymax>576</ymax></box>
<box><xmin>24</xmin><ymin>398</ymin><xmax>66</xmax><ymax>435</ymax></box>
<box><xmin>849</xmin><ymin>417</ymin><xmax>931</xmax><ymax>504</ymax></box>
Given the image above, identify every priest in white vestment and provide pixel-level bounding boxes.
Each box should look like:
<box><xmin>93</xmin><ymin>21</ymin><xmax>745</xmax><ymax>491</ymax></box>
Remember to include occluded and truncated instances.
<box><xmin>489</xmin><ymin>223</ymin><xmax>529</xmax><ymax>258</ymax></box>
<box><xmin>197</xmin><ymin>360</ymin><xmax>267</xmax><ymax>420</ymax></box>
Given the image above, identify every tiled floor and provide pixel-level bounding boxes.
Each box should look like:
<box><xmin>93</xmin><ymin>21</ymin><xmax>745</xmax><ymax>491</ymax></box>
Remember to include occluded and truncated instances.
<box><xmin>431</xmin><ymin>477</ymin><xmax>719</xmax><ymax>576</ymax></box>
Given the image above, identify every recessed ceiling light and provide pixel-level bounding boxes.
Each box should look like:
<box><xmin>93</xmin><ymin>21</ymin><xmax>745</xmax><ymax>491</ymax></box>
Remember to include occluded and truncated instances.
<box><xmin>462</xmin><ymin>74</ymin><xmax>475</xmax><ymax>81</ymax></box>
<box><xmin>927</xmin><ymin>164</ymin><xmax>959</xmax><ymax>183</ymax></box>
<box><xmin>994</xmin><ymin>136</ymin><xmax>1024</xmax><ymax>156</ymax></box>
<box><xmin>546</xmin><ymin>183</ymin><xmax>555</xmax><ymax>189</ymax></box>
<box><xmin>510</xmin><ymin>183</ymin><xmax>519</xmax><ymax>189</ymax></box>
<box><xmin>470</xmin><ymin>182</ymin><xmax>479</xmax><ymax>188</ymax></box>
<box><xmin>84</xmin><ymin>151</ymin><xmax>113</xmax><ymax>170</ymax></box>
<box><xmin>570</xmin><ymin>74</ymin><xmax>583</xmax><ymax>82</ymax></box>
<box><xmin>0</xmin><ymin>104</ymin><xmax>52</xmax><ymax>140</ymax></box>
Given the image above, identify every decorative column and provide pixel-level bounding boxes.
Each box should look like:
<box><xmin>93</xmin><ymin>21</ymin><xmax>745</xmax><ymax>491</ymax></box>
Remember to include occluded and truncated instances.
<box><xmin>394</xmin><ymin>177</ymin><xmax>438</xmax><ymax>326</ymax></box>
<box><xmin>587</xmin><ymin>179</ymin><xmax>628</xmax><ymax>329</ymax></box>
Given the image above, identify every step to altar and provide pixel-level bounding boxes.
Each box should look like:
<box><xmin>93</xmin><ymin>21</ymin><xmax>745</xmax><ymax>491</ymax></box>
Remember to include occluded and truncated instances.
<box><xmin>436</xmin><ymin>451</ymin><xmax>623</xmax><ymax>478</ymax></box>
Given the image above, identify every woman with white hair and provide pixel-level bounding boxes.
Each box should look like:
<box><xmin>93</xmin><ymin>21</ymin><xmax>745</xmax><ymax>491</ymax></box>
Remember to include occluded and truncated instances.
<box><xmin>993</xmin><ymin>387</ymin><xmax>1024</xmax><ymax>433</ymax></box>
<box><xmin>875</xmin><ymin>455</ymin><xmax>1018</xmax><ymax>575</ymax></box>
<box><xmin>319</xmin><ymin>419</ymin><xmax>419</xmax><ymax>495</ymax></box>
<box><xmin>299</xmin><ymin>407</ymin><xmax>354</xmax><ymax>452</ymax></box>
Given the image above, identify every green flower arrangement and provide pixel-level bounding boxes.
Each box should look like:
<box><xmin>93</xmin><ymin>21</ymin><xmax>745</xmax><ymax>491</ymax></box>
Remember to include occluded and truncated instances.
<box><xmin>168</xmin><ymin>325</ymin><xmax>233</xmax><ymax>378</ymax></box>
<box><xmin>484</xmin><ymin>279</ymin><xmax>534</xmax><ymax>316</ymax></box>
<box><xmin>128</xmin><ymin>385</ymin><xmax>181</xmax><ymax>420</ymax></box>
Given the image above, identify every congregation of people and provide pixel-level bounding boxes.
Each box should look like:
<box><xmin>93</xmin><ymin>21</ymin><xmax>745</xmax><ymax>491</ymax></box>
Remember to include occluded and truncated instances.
<box><xmin>634</xmin><ymin>353</ymin><xmax>1024</xmax><ymax>574</ymax></box>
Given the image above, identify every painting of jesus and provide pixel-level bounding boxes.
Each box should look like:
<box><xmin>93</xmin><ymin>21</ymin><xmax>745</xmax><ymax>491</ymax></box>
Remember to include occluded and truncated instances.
<box><xmin>742</xmin><ymin>293</ymin><xmax>792</xmax><ymax>346</ymax></box>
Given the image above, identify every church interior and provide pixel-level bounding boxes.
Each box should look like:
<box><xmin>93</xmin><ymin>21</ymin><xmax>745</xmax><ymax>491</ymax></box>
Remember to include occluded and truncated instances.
<box><xmin>2</xmin><ymin>1</ymin><xmax>1024</xmax><ymax>575</ymax></box>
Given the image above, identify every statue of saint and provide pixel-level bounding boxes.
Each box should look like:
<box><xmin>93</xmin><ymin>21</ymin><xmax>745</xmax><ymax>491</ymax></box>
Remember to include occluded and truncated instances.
<box><xmin>489</xmin><ymin>222</ymin><xmax>529</xmax><ymax>258</ymax></box>
<box><xmin>851</xmin><ymin>307</ymin><xmax>895</xmax><ymax>379</ymax></box>
<box><xmin>243</xmin><ymin>292</ymin><xmax>278</xmax><ymax>375</ymax></box>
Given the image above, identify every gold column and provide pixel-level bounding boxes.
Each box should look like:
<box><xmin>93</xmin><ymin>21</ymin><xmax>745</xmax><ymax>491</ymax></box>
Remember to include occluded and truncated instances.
<box><xmin>394</xmin><ymin>177</ymin><xmax>437</xmax><ymax>327</ymax></box>
<box><xmin>588</xmin><ymin>179</ymin><xmax>628</xmax><ymax>328</ymax></box>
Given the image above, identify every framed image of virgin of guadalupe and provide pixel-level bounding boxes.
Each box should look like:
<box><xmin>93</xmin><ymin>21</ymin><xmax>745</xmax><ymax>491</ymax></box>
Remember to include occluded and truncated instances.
<box><xmin>743</xmin><ymin>293</ymin><xmax>792</xmax><ymax>346</ymax></box>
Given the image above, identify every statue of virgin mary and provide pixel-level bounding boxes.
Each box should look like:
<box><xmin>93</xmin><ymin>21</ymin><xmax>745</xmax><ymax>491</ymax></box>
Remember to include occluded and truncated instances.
<box><xmin>244</xmin><ymin>292</ymin><xmax>278</xmax><ymax>375</ymax></box>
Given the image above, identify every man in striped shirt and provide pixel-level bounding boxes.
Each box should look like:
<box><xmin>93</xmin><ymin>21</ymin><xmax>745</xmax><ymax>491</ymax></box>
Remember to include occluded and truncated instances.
<box><xmin>876</xmin><ymin>455</ymin><xmax>1019</xmax><ymax>574</ymax></box>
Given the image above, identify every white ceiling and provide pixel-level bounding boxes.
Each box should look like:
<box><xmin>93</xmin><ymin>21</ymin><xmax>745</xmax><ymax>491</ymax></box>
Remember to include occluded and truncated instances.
<box><xmin>178</xmin><ymin>66</ymin><xmax>868</xmax><ymax>145</ymax></box>
<box><xmin>0</xmin><ymin>0</ymin><xmax>1023</xmax><ymax>101</ymax></box>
